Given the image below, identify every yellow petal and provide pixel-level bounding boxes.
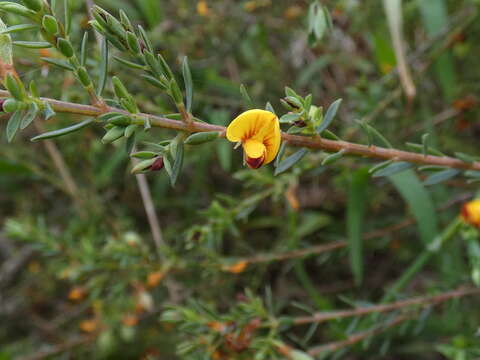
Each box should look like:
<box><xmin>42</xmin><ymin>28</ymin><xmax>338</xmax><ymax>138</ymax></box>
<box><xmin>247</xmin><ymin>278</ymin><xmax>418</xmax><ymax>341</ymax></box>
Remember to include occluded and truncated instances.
<box><xmin>226</xmin><ymin>109</ymin><xmax>277</xmax><ymax>142</ymax></box>
<box><xmin>243</xmin><ymin>139</ymin><xmax>266</xmax><ymax>159</ymax></box>
<box><xmin>263</xmin><ymin>118</ymin><xmax>281</xmax><ymax>164</ymax></box>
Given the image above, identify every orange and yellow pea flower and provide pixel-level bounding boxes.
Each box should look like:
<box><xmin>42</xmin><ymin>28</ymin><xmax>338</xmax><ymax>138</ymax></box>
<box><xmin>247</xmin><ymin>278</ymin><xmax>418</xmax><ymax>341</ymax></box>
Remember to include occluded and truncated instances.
<box><xmin>226</xmin><ymin>109</ymin><xmax>281</xmax><ymax>169</ymax></box>
<box><xmin>461</xmin><ymin>199</ymin><xmax>480</xmax><ymax>228</ymax></box>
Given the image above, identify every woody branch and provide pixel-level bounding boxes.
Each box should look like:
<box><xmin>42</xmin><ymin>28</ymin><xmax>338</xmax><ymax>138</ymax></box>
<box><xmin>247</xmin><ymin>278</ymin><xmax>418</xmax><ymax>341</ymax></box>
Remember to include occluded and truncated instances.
<box><xmin>1</xmin><ymin>89</ymin><xmax>480</xmax><ymax>171</ymax></box>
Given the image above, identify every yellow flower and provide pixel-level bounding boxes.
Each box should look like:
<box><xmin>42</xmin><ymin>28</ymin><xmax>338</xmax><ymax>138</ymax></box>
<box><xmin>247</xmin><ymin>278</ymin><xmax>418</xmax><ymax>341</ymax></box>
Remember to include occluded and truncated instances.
<box><xmin>226</xmin><ymin>109</ymin><xmax>281</xmax><ymax>169</ymax></box>
<box><xmin>461</xmin><ymin>199</ymin><xmax>480</xmax><ymax>228</ymax></box>
<box><xmin>197</xmin><ymin>0</ymin><xmax>209</xmax><ymax>16</ymax></box>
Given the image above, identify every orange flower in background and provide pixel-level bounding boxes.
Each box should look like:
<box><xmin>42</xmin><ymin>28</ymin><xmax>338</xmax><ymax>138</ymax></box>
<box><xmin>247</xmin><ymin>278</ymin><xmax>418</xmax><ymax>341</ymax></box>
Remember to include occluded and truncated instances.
<box><xmin>226</xmin><ymin>109</ymin><xmax>281</xmax><ymax>169</ymax></box>
<box><xmin>461</xmin><ymin>199</ymin><xmax>480</xmax><ymax>227</ymax></box>
<box><xmin>68</xmin><ymin>286</ymin><xmax>87</xmax><ymax>302</ymax></box>
<box><xmin>197</xmin><ymin>0</ymin><xmax>209</xmax><ymax>16</ymax></box>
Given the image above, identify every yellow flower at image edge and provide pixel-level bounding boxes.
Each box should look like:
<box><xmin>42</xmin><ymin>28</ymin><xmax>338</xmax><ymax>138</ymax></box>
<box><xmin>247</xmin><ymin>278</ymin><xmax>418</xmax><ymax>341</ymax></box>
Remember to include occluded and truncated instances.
<box><xmin>461</xmin><ymin>199</ymin><xmax>480</xmax><ymax>227</ymax></box>
<box><xmin>226</xmin><ymin>109</ymin><xmax>281</xmax><ymax>169</ymax></box>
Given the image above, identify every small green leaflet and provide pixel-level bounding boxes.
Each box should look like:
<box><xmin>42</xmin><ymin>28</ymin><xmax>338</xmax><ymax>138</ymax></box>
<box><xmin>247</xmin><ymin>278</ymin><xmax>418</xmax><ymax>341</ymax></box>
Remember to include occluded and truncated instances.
<box><xmin>274</xmin><ymin>148</ymin><xmax>308</xmax><ymax>175</ymax></box>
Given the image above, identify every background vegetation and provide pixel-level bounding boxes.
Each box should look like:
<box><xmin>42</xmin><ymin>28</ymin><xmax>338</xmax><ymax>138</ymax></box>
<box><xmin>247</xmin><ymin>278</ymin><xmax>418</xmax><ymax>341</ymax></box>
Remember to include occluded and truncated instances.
<box><xmin>1</xmin><ymin>0</ymin><xmax>480</xmax><ymax>359</ymax></box>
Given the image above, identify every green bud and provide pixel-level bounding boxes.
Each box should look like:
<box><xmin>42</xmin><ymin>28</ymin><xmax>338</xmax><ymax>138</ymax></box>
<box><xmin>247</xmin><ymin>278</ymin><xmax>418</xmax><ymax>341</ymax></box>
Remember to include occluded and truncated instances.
<box><xmin>131</xmin><ymin>158</ymin><xmax>155</xmax><ymax>174</ymax></box>
<box><xmin>0</xmin><ymin>2</ymin><xmax>36</xmax><ymax>17</ymax></box>
<box><xmin>112</xmin><ymin>76</ymin><xmax>130</xmax><ymax>99</ymax></box>
<box><xmin>76</xmin><ymin>67</ymin><xmax>92</xmax><ymax>87</ymax></box>
<box><xmin>4</xmin><ymin>73</ymin><xmax>25</xmax><ymax>100</ymax></box>
<box><xmin>20</xmin><ymin>0</ymin><xmax>42</xmax><ymax>12</ymax></box>
<box><xmin>42</xmin><ymin>15</ymin><xmax>58</xmax><ymax>35</ymax></box>
<box><xmin>57</xmin><ymin>38</ymin><xmax>74</xmax><ymax>58</ymax></box>
<box><xmin>101</xmin><ymin>126</ymin><xmax>124</xmax><ymax>144</ymax></box>
<box><xmin>2</xmin><ymin>98</ymin><xmax>21</xmax><ymax>113</ymax></box>
<box><xmin>126</xmin><ymin>32</ymin><xmax>140</xmax><ymax>54</ymax></box>
<box><xmin>124</xmin><ymin>124</ymin><xmax>137</xmax><ymax>138</ymax></box>
<box><xmin>184</xmin><ymin>131</ymin><xmax>219</xmax><ymax>145</ymax></box>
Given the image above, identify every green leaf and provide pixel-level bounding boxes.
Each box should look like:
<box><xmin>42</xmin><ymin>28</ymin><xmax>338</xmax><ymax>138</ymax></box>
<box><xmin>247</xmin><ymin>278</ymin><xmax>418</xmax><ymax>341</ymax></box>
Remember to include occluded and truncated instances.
<box><xmin>0</xmin><ymin>24</ymin><xmax>37</xmax><ymax>34</ymax></box>
<box><xmin>274</xmin><ymin>148</ymin><xmax>308</xmax><ymax>175</ymax></box>
<box><xmin>369</xmin><ymin>159</ymin><xmax>394</xmax><ymax>174</ymax></box>
<box><xmin>131</xmin><ymin>151</ymin><xmax>157</xmax><ymax>159</ymax></box>
<box><xmin>182</xmin><ymin>56</ymin><xmax>193</xmax><ymax>112</ymax></box>
<box><xmin>279</xmin><ymin>113</ymin><xmax>301</xmax><ymax>124</ymax></box>
<box><xmin>239</xmin><ymin>84</ymin><xmax>254</xmax><ymax>108</ymax></box>
<box><xmin>454</xmin><ymin>152</ymin><xmax>477</xmax><ymax>164</ymax></box>
<box><xmin>321</xmin><ymin>149</ymin><xmax>346</xmax><ymax>166</ymax></box>
<box><xmin>97</xmin><ymin>38</ymin><xmax>109</xmax><ymax>96</ymax></box>
<box><xmin>6</xmin><ymin>110</ymin><xmax>22</xmax><ymax>142</ymax></box>
<box><xmin>31</xmin><ymin>118</ymin><xmax>94</xmax><ymax>141</ymax></box>
<box><xmin>372</xmin><ymin>161</ymin><xmax>412</xmax><ymax>178</ymax></box>
<box><xmin>80</xmin><ymin>31</ymin><xmax>88</xmax><ymax>66</ymax></box>
<box><xmin>13</xmin><ymin>41</ymin><xmax>51</xmax><ymax>49</ymax></box>
<box><xmin>40</xmin><ymin>57</ymin><xmax>74</xmax><ymax>71</ymax></box>
<box><xmin>170</xmin><ymin>140</ymin><xmax>184</xmax><ymax>186</ymax></box>
<box><xmin>422</xmin><ymin>133</ymin><xmax>430</xmax><ymax>157</ymax></box>
<box><xmin>20</xmin><ymin>102</ymin><xmax>38</xmax><ymax>129</ymax></box>
<box><xmin>114</xmin><ymin>56</ymin><xmax>145</xmax><ymax>70</ymax></box>
<box><xmin>423</xmin><ymin>169</ymin><xmax>460</xmax><ymax>186</ymax></box>
<box><xmin>316</xmin><ymin>98</ymin><xmax>342</xmax><ymax>133</ymax></box>
<box><xmin>347</xmin><ymin>168</ymin><xmax>370</xmax><ymax>286</ymax></box>
<box><xmin>274</xmin><ymin>142</ymin><xmax>287</xmax><ymax>167</ymax></box>
<box><xmin>184</xmin><ymin>131</ymin><xmax>219</xmax><ymax>145</ymax></box>
<box><xmin>43</xmin><ymin>102</ymin><xmax>55</xmax><ymax>120</ymax></box>
<box><xmin>389</xmin><ymin>170</ymin><xmax>438</xmax><ymax>245</ymax></box>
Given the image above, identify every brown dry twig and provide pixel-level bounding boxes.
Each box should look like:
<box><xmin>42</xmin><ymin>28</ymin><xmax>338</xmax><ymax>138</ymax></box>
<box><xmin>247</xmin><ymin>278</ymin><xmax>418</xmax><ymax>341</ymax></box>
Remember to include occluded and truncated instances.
<box><xmin>294</xmin><ymin>286</ymin><xmax>480</xmax><ymax>326</ymax></box>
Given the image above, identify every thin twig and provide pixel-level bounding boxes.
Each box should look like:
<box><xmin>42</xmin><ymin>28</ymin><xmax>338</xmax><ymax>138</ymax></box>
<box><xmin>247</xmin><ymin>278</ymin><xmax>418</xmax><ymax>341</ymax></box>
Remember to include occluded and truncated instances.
<box><xmin>18</xmin><ymin>336</ymin><xmax>94</xmax><ymax>360</ymax></box>
<box><xmin>307</xmin><ymin>313</ymin><xmax>412</xmax><ymax>356</ymax></box>
<box><xmin>1</xmin><ymin>90</ymin><xmax>479</xmax><ymax>172</ymax></box>
<box><xmin>294</xmin><ymin>286</ymin><xmax>480</xmax><ymax>326</ymax></box>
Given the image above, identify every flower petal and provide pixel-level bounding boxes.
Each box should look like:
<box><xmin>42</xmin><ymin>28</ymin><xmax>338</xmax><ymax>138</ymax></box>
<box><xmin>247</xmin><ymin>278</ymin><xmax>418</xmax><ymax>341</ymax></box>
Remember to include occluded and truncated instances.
<box><xmin>263</xmin><ymin>118</ymin><xmax>281</xmax><ymax>164</ymax></box>
<box><xmin>226</xmin><ymin>109</ymin><xmax>277</xmax><ymax>142</ymax></box>
<box><xmin>243</xmin><ymin>139</ymin><xmax>266</xmax><ymax>159</ymax></box>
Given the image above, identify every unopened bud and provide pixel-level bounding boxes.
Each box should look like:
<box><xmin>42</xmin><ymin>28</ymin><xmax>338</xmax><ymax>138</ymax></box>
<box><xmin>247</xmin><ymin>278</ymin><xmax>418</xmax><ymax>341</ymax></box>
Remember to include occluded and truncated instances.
<box><xmin>42</xmin><ymin>15</ymin><xmax>58</xmax><ymax>35</ymax></box>
<box><xmin>150</xmin><ymin>157</ymin><xmax>164</xmax><ymax>171</ymax></box>
<box><xmin>2</xmin><ymin>98</ymin><xmax>20</xmax><ymax>112</ymax></box>
<box><xmin>57</xmin><ymin>38</ymin><xmax>74</xmax><ymax>58</ymax></box>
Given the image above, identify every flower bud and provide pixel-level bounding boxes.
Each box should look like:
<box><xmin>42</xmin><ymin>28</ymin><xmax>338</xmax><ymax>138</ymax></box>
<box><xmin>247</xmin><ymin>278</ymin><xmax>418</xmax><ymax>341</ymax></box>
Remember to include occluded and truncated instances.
<box><xmin>2</xmin><ymin>98</ymin><xmax>20</xmax><ymax>112</ymax></box>
<box><xmin>461</xmin><ymin>199</ymin><xmax>480</xmax><ymax>228</ymax></box>
<box><xmin>102</xmin><ymin>126</ymin><xmax>124</xmax><ymax>144</ymax></box>
<box><xmin>42</xmin><ymin>15</ymin><xmax>59</xmax><ymax>35</ymax></box>
<box><xmin>76</xmin><ymin>67</ymin><xmax>92</xmax><ymax>87</ymax></box>
<box><xmin>57</xmin><ymin>38</ymin><xmax>74</xmax><ymax>58</ymax></box>
<box><xmin>4</xmin><ymin>73</ymin><xmax>25</xmax><ymax>101</ymax></box>
<box><xmin>150</xmin><ymin>157</ymin><xmax>164</xmax><ymax>171</ymax></box>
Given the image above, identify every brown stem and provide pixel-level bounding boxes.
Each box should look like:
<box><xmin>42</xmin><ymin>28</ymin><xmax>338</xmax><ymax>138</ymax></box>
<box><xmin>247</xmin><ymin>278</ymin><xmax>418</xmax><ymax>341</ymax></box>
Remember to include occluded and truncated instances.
<box><xmin>295</xmin><ymin>286</ymin><xmax>480</xmax><ymax>326</ymax></box>
<box><xmin>1</xmin><ymin>90</ymin><xmax>479</xmax><ymax>171</ymax></box>
<box><xmin>307</xmin><ymin>313</ymin><xmax>412</xmax><ymax>356</ymax></box>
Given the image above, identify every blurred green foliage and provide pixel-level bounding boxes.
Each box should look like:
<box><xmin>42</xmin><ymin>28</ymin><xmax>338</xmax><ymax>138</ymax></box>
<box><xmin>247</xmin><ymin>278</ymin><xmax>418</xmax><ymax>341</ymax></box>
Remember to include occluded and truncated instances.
<box><xmin>1</xmin><ymin>0</ymin><xmax>480</xmax><ymax>359</ymax></box>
